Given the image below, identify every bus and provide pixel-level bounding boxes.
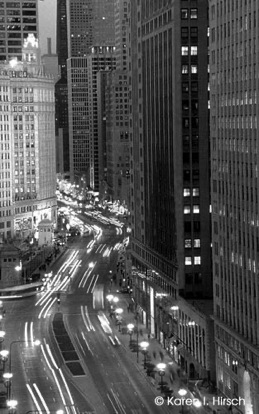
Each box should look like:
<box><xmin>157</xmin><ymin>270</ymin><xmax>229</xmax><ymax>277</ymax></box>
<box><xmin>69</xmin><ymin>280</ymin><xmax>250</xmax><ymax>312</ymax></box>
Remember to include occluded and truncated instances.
<box><xmin>0</xmin><ymin>282</ymin><xmax>44</xmax><ymax>299</ymax></box>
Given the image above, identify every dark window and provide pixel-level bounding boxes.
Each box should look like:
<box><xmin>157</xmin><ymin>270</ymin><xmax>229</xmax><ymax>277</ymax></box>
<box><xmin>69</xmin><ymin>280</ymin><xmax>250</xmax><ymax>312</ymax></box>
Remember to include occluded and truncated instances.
<box><xmin>182</xmin><ymin>82</ymin><xmax>189</xmax><ymax>92</ymax></box>
<box><xmin>184</xmin><ymin>222</ymin><xmax>192</xmax><ymax>232</ymax></box>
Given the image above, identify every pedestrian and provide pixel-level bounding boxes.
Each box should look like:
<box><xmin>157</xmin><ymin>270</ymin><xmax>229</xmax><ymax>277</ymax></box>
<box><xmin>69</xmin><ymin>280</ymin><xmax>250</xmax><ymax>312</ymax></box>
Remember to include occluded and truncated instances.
<box><xmin>127</xmin><ymin>305</ymin><xmax>130</xmax><ymax>313</ymax></box>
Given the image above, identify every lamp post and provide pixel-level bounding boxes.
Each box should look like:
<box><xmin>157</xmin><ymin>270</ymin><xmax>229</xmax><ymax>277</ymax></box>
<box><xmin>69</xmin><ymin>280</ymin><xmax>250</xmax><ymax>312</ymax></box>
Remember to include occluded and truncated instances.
<box><xmin>157</xmin><ymin>362</ymin><xmax>166</xmax><ymax>392</ymax></box>
<box><xmin>0</xmin><ymin>349</ymin><xmax>9</xmax><ymax>371</ymax></box>
<box><xmin>178</xmin><ymin>388</ymin><xmax>187</xmax><ymax>414</ymax></box>
<box><xmin>6</xmin><ymin>399</ymin><xmax>17</xmax><ymax>413</ymax></box>
<box><xmin>136</xmin><ymin>311</ymin><xmax>139</xmax><ymax>363</ymax></box>
<box><xmin>3</xmin><ymin>372</ymin><xmax>13</xmax><ymax>400</ymax></box>
<box><xmin>127</xmin><ymin>323</ymin><xmax>134</xmax><ymax>345</ymax></box>
<box><xmin>140</xmin><ymin>341</ymin><xmax>149</xmax><ymax>369</ymax></box>
<box><xmin>114</xmin><ymin>308</ymin><xmax>123</xmax><ymax>331</ymax></box>
<box><xmin>0</xmin><ymin>330</ymin><xmax>5</xmax><ymax>351</ymax></box>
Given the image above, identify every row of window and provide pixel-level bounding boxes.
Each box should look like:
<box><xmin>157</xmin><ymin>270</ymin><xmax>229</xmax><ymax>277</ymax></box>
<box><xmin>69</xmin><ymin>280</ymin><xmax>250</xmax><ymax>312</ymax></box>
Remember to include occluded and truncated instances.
<box><xmin>184</xmin><ymin>205</ymin><xmax>200</xmax><ymax>214</ymax></box>
<box><xmin>184</xmin><ymin>188</ymin><xmax>199</xmax><ymax>197</ymax></box>
<box><xmin>181</xmin><ymin>46</ymin><xmax>198</xmax><ymax>56</ymax></box>
<box><xmin>185</xmin><ymin>239</ymin><xmax>201</xmax><ymax>248</ymax></box>
<box><xmin>182</xmin><ymin>64</ymin><xmax>198</xmax><ymax>74</ymax></box>
<box><xmin>185</xmin><ymin>256</ymin><xmax>201</xmax><ymax>265</ymax></box>
<box><xmin>181</xmin><ymin>8</ymin><xmax>198</xmax><ymax>20</ymax></box>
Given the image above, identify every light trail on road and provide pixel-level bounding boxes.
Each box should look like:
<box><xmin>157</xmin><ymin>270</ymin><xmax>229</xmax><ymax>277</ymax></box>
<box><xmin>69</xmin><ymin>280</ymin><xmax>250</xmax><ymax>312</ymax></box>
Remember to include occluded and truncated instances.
<box><xmin>81</xmin><ymin>305</ymin><xmax>95</xmax><ymax>331</ymax></box>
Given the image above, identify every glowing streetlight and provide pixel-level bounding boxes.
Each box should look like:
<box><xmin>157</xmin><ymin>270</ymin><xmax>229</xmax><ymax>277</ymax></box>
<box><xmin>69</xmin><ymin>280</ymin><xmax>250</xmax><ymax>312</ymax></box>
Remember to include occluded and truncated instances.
<box><xmin>157</xmin><ymin>362</ymin><xmax>166</xmax><ymax>392</ymax></box>
<box><xmin>115</xmin><ymin>308</ymin><xmax>123</xmax><ymax>332</ymax></box>
<box><xmin>140</xmin><ymin>341</ymin><xmax>149</xmax><ymax>369</ymax></box>
<box><xmin>127</xmin><ymin>323</ymin><xmax>134</xmax><ymax>345</ymax></box>
<box><xmin>178</xmin><ymin>388</ymin><xmax>187</xmax><ymax>413</ymax></box>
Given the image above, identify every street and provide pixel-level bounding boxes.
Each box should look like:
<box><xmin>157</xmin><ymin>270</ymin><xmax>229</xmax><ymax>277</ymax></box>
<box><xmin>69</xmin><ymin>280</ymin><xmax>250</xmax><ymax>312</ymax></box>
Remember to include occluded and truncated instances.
<box><xmin>1</xmin><ymin>223</ymin><xmax>175</xmax><ymax>414</ymax></box>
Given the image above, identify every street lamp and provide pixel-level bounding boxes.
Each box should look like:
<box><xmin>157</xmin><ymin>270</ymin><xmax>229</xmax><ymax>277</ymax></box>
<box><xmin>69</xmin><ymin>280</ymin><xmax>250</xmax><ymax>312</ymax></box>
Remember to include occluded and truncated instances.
<box><xmin>0</xmin><ymin>349</ymin><xmax>9</xmax><ymax>371</ymax></box>
<box><xmin>6</xmin><ymin>399</ymin><xmax>17</xmax><ymax>414</ymax></box>
<box><xmin>178</xmin><ymin>388</ymin><xmax>187</xmax><ymax>414</ymax></box>
<box><xmin>115</xmin><ymin>308</ymin><xmax>123</xmax><ymax>332</ymax></box>
<box><xmin>127</xmin><ymin>323</ymin><xmax>134</xmax><ymax>345</ymax></box>
<box><xmin>157</xmin><ymin>362</ymin><xmax>166</xmax><ymax>392</ymax></box>
<box><xmin>3</xmin><ymin>372</ymin><xmax>13</xmax><ymax>399</ymax></box>
<box><xmin>140</xmin><ymin>341</ymin><xmax>149</xmax><ymax>369</ymax></box>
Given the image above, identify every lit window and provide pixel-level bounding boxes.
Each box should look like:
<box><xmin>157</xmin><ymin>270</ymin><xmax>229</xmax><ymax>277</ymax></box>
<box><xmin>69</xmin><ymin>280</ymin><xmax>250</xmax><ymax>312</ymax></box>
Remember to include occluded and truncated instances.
<box><xmin>184</xmin><ymin>206</ymin><xmax>191</xmax><ymax>214</ymax></box>
<box><xmin>194</xmin><ymin>256</ymin><xmax>201</xmax><ymax>265</ymax></box>
<box><xmin>193</xmin><ymin>205</ymin><xmax>200</xmax><ymax>214</ymax></box>
<box><xmin>181</xmin><ymin>9</ymin><xmax>188</xmax><ymax>19</ymax></box>
<box><xmin>185</xmin><ymin>239</ymin><xmax>192</xmax><ymax>248</ymax></box>
<box><xmin>182</xmin><ymin>65</ymin><xmax>189</xmax><ymax>74</ymax></box>
<box><xmin>183</xmin><ymin>188</ymin><xmax>191</xmax><ymax>197</ymax></box>
<box><xmin>191</xmin><ymin>65</ymin><xmax>198</xmax><ymax>74</ymax></box>
<box><xmin>191</xmin><ymin>46</ymin><xmax>198</xmax><ymax>55</ymax></box>
<box><xmin>185</xmin><ymin>257</ymin><xmax>192</xmax><ymax>265</ymax></box>
<box><xmin>190</xmin><ymin>8</ymin><xmax>198</xmax><ymax>19</ymax></box>
<box><xmin>193</xmin><ymin>188</ymin><xmax>199</xmax><ymax>196</ymax></box>
<box><xmin>194</xmin><ymin>239</ymin><xmax>200</xmax><ymax>248</ymax></box>
<box><xmin>181</xmin><ymin>46</ymin><xmax>189</xmax><ymax>56</ymax></box>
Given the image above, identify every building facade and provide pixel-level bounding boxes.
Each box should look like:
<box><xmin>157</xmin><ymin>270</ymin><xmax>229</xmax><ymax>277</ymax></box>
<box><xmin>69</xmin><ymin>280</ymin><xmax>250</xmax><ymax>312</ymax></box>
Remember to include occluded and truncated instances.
<box><xmin>0</xmin><ymin>34</ymin><xmax>57</xmax><ymax>242</ymax></box>
<box><xmin>0</xmin><ymin>0</ymin><xmax>38</xmax><ymax>62</ymax></box>
<box><xmin>66</xmin><ymin>0</ymin><xmax>116</xmax><ymax>184</ymax></box>
<box><xmin>129</xmin><ymin>0</ymin><xmax>212</xmax><ymax>380</ymax></box>
<box><xmin>104</xmin><ymin>69</ymin><xmax>130</xmax><ymax>205</ymax></box>
<box><xmin>210</xmin><ymin>1</ymin><xmax>259</xmax><ymax>412</ymax></box>
<box><xmin>56</xmin><ymin>0</ymin><xmax>69</xmax><ymax>174</ymax></box>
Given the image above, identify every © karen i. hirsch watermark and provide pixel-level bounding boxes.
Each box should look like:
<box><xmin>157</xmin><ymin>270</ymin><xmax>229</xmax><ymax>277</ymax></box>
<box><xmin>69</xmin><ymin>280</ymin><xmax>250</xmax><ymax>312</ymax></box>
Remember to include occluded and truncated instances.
<box><xmin>154</xmin><ymin>395</ymin><xmax>246</xmax><ymax>408</ymax></box>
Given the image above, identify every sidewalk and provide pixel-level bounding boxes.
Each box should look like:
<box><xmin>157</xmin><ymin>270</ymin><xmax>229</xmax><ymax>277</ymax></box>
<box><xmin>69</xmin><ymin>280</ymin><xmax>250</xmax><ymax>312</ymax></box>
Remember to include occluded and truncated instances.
<box><xmin>106</xmin><ymin>283</ymin><xmax>232</xmax><ymax>414</ymax></box>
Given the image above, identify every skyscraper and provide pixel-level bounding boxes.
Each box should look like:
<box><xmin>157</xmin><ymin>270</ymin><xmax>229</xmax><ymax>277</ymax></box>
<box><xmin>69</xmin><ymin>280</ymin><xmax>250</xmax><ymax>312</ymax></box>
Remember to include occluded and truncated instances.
<box><xmin>56</xmin><ymin>0</ymin><xmax>69</xmax><ymax>173</ymax></box>
<box><xmin>0</xmin><ymin>0</ymin><xmax>38</xmax><ymax>62</ymax></box>
<box><xmin>0</xmin><ymin>35</ymin><xmax>57</xmax><ymax>241</ymax></box>
<box><xmin>66</xmin><ymin>0</ymin><xmax>115</xmax><ymax>185</ymax></box>
<box><xmin>129</xmin><ymin>0</ymin><xmax>213</xmax><ymax>380</ymax></box>
<box><xmin>210</xmin><ymin>1</ymin><xmax>259</xmax><ymax>411</ymax></box>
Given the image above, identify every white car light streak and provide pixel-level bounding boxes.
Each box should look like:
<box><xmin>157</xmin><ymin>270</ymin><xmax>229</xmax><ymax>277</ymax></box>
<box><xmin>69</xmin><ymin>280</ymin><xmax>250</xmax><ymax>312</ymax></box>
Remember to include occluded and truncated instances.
<box><xmin>44</xmin><ymin>341</ymin><xmax>59</xmax><ymax>370</ymax></box>
<box><xmin>114</xmin><ymin>336</ymin><xmax>121</xmax><ymax>345</ymax></box>
<box><xmin>81</xmin><ymin>332</ymin><xmax>94</xmax><ymax>355</ymax></box>
<box><xmin>41</xmin><ymin>344</ymin><xmax>67</xmax><ymax>407</ymax></box>
<box><xmin>30</xmin><ymin>321</ymin><xmax>34</xmax><ymax>346</ymax></box>
<box><xmin>107</xmin><ymin>393</ymin><xmax>119</xmax><ymax>414</ymax></box>
<box><xmin>35</xmin><ymin>288</ymin><xmax>53</xmax><ymax>307</ymax></box>
<box><xmin>43</xmin><ymin>297</ymin><xmax>56</xmax><ymax>318</ymax></box>
<box><xmin>91</xmin><ymin>274</ymin><xmax>99</xmax><ymax>293</ymax></box>
<box><xmin>38</xmin><ymin>297</ymin><xmax>52</xmax><ymax>319</ymax></box>
<box><xmin>86</xmin><ymin>274</ymin><xmax>96</xmax><ymax>293</ymax></box>
<box><xmin>108</xmin><ymin>336</ymin><xmax>116</xmax><ymax>345</ymax></box>
<box><xmin>59</xmin><ymin>368</ymin><xmax>75</xmax><ymax>407</ymax></box>
<box><xmin>26</xmin><ymin>383</ymin><xmax>42</xmax><ymax>413</ymax></box>
<box><xmin>24</xmin><ymin>321</ymin><xmax>28</xmax><ymax>345</ymax></box>
<box><xmin>33</xmin><ymin>383</ymin><xmax>50</xmax><ymax>413</ymax></box>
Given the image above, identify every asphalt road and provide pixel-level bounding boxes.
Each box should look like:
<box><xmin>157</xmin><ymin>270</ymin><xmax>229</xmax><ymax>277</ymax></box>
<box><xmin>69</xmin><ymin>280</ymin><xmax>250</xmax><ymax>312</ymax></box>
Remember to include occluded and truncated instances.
<box><xmin>1</xmin><ymin>221</ymin><xmax>174</xmax><ymax>414</ymax></box>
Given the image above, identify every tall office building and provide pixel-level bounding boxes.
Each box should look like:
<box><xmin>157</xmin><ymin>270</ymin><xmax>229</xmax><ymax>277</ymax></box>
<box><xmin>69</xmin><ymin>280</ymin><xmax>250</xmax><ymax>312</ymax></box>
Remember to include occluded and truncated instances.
<box><xmin>66</xmin><ymin>0</ymin><xmax>115</xmax><ymax>185</ymax></box>
<box><xmin>129</xmin><ymin>1</ymin><xmax>213</xmax><ymax>380</ymax></box>
<box><xmin>0</xmin><ymin>34</ymin><xmax>56</xmax><ymax>241</ymax></box>
<box><xmin>210</xmin><ymin>1</ymin><xmax>259</xmax><ymax>411</ymax></box>
<box><xmin>56</xmin><ymin>0</ymin><xmax>69</xmax><ymax>174</ymax></box>
<box><xmin>97</xmin><ymin>0</ymin><xmax>130</xmax><ymax>202</ymax></box>
<box><xmin>0</xmin><ymin>0</ymin><xmax>38</xmax><ymax>62</ymax></box>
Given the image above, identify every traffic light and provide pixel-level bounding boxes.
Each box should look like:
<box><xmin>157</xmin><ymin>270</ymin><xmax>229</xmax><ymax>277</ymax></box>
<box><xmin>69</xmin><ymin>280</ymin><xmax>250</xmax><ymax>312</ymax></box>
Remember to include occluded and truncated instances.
<box><xmin>57</xmin><ymin>292</ymin><xmax>61</xmax><ymax>304</ymax></box>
